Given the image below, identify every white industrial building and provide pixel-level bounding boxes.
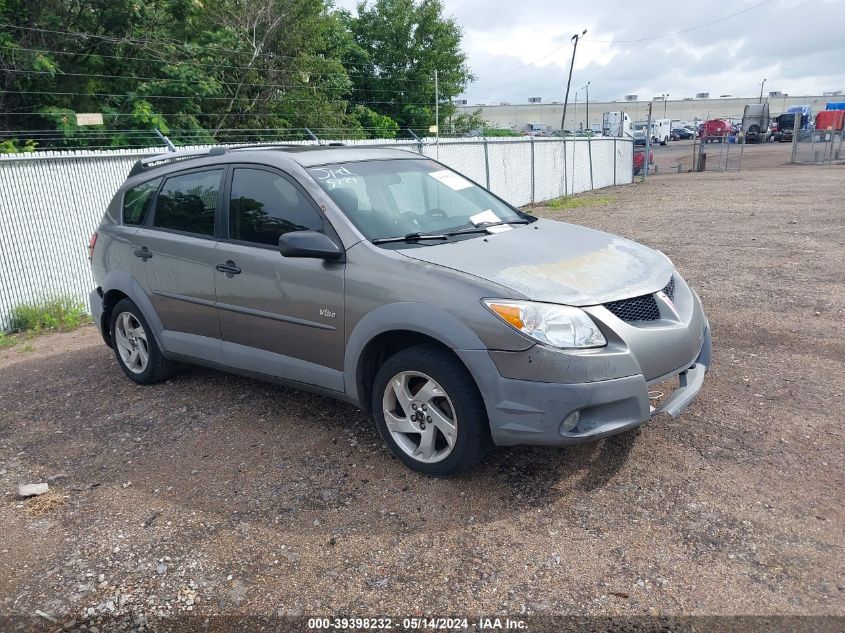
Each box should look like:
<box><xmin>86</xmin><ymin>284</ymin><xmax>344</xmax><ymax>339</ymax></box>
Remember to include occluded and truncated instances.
<box><xmin>455</xmin><ymin>93</ymin><xmax>840</xmax><ymax>133</ymax></box>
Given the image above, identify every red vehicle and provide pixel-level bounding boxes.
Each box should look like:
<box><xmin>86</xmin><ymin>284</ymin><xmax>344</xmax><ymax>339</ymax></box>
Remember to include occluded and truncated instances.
<box><xmin>815</xmin><ymin>110</ymin><xmax>845</xmax><ymax>131</ymax></box>
<box><xmin>633</xmin><ymin>148</ymin><xmax>653</xmax><ymax>175</ymax></box>
<box><xmin>702</xmin><ymin>119</ymin><xmax>731</xmax><ymax>143</ymax></box>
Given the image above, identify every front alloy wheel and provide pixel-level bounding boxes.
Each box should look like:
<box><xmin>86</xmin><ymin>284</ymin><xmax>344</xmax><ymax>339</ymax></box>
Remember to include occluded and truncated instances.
<box><xmin>371</xmin><ymin>343</ymin><xmax>491</xmax><ymax>476</ymax></box>
<box><xmin>382</xmin><ymin>371</ymin><xmax>458</xmax><ymax>463</ymax></box>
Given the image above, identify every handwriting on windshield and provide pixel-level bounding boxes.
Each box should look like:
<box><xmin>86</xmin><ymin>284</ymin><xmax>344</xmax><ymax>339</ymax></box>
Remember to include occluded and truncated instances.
<box><xmin>309</xmin><ymin>166</ymin><xmax>359</xmax><ymax>189</ymax></box>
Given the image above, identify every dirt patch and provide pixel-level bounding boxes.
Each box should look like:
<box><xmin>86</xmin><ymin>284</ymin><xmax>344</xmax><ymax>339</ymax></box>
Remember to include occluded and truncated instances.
<box><xmin>0</xmin><ymin>162</ymin><xmax>843</xmax><ymax>631</ymax></box>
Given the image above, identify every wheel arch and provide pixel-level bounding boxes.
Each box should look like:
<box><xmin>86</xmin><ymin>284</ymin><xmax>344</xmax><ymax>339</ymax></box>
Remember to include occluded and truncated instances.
<box><xmin>345</xmin><ymin>303</ymin><xmax>487</xmax><ymax>411</ymax></box>
<box><xmin>99</xmin><ymin>271</ymin><xmax>166</xmax><ymax>352</ymax></box>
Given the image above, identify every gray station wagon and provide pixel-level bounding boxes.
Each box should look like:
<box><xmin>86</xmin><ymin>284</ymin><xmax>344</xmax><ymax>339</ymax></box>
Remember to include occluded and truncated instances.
<box><xmin>89</xmin><ymin>145</ymin><xmax>711</xmax><ymax>476</ymax></box>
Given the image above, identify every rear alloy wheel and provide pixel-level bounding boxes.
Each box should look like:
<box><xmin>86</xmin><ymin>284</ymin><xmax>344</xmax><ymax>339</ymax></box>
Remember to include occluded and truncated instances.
<box><xmin>372</xmin><ymin>343</ymin><xmax>491</xmax><ymax>476</ymax></box>
<box><xmin>110</xmin><ymin>298</ymin><xmax>174</xmax><ymax>385</ymax></box>
<box><xmin>114</xmin><ymin>311</ymin><xmax>149</xmax><ymax>374</ymax></box>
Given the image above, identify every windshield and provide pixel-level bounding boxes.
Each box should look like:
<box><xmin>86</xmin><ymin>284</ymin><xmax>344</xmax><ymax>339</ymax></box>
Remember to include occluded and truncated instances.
<box><xmin>308</xmin><ymin>159</ymin><xmax>523</xmax><ymax>242</ymax></box>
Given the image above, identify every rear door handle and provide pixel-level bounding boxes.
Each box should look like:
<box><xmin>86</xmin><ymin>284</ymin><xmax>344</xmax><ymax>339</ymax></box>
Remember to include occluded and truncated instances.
<box><xmin>215</xmin><ymin>260</ymin><xmax>241</xmax><ymax>276</ymax></box>
<box><xmin>133</xmin><ymin>247</ymin><xmax>153</xmax><ymax>260</ymax></box>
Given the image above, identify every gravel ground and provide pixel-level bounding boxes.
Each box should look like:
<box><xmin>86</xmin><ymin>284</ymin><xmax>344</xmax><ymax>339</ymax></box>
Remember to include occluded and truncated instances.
<box><xmin>1</xmin><ymin>153</ymin><xmax>843</xmax><ymax>632</ymax></box>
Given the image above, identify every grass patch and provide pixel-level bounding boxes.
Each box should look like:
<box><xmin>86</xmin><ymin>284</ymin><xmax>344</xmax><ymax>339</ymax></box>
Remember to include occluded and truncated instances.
<box><xmin>22</xmin><ymin>489</ymin><xmax>66</xmax><ymax>518</ymax></box>
<box><xmin>0</xmin><ymin>332</ymin><xmax>16</xmax><ymax>349</ymax></box>
<box><xmin>8</xmin><ymin>296</ymin><xmax>89</xmax><ymax>333</ymax></box>
<box><xmin>544</xmin><ymin>194</ymin><xmax>616</xmax><ymax>210</ymax></box>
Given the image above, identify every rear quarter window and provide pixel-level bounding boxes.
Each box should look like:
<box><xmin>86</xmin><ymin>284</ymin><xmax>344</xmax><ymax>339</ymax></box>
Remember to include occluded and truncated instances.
<box><xmin>123</xmin><ymin>178</ymin><xmax>161</xmax><ymax>226</ymax></box>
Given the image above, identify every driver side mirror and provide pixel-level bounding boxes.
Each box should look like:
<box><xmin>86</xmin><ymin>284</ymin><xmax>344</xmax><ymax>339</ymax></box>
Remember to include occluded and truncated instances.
<box><xmin>278</xmin><ymin>231</ymin><xmax>343</xmax><ymax>260</ymax></box>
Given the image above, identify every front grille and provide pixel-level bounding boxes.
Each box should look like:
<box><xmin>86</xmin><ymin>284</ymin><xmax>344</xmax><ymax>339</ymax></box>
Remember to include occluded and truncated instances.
<box><xmin>603</xmin><ymin>276</ymin><xmax>675</xmax><ymax>323</ymax></box>
<box><xmin>663</xmin><ymin>276</ymin><xmax>675</xmax><ymax>300</ymax></box>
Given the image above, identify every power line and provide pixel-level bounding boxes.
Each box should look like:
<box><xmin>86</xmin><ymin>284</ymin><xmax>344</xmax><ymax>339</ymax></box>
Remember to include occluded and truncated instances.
<box><xmin>474</xmin><ymin>0</ymin><xmax>773</xmax><ymax>79</ymax></box>
<box><xmin>1</xmin><ymin>44</ymin><xmax>433</xmax><ymax>83</ymax></box>
<box><xmin>0</xmin><ymin>89</ymin><xmax>433</xmax><ymax>106</ymax></box>
<box><xmin>0</xmin><ymin>24</ymin><xmax>440</xmax><ymax>82</ymax></box>
<box><xmin>585</xmin><ymin>0</ymin><xmax>774</xmax><ymax>43</ymax></box>
<box><xmin>2</xmin><ymin>68</ymin><xmax>418</xmax><ymax>95</ymax></box>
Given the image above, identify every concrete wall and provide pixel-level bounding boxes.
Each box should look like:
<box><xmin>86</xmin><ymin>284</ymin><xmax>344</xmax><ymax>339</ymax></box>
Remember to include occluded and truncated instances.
<box><xmin>458</xmin><ymin>95</ymin><xmax>837</xmax><ymax>132</ymax></box>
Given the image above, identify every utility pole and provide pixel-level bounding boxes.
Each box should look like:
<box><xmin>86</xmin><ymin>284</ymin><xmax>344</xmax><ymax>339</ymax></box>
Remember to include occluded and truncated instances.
<box><xmin>434</xmin><ymin>69</ymin><xmax>440</xmax><ymax>153</ymax></box>
<box><xmin>759</xmin><ymin>78</ymin><xmax>766</xmax><ymax>103</ymax></box>
<box><xmin>560</xmin><ymin>29</ymin><xmax>587</xmax><ymax>134</ymax></box>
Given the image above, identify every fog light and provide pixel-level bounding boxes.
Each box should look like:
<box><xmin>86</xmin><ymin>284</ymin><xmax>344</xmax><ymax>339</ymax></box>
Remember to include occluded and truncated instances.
<box><xmin>561</xmin><ymin>410</ymin><xmax>581</xmax><ymax>433</ymax></box>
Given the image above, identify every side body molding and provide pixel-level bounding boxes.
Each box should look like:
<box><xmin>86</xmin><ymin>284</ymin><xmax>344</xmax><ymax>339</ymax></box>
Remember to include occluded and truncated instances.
<box><xmin>343</xmin><ymin>302</ymin><xmax>488</xmax><ymax>406</ymax></box>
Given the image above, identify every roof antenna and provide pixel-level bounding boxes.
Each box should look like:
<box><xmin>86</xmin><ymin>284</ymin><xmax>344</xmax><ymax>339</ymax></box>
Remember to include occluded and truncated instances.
<box><xmin>304</xmin><ymin>127</ymin><xmax>320</xmax><ymax>145</ymax></box>
<box><xmin>154</xmin><ymin>128</ymin><xmax>177</xmax><ymax>152</ymax></box>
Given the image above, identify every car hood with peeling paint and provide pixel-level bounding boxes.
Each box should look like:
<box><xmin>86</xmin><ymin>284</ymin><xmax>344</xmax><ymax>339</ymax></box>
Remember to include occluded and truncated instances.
<box><xmin>398</xmin><ymin>218</ymin><xmax>674</xmax><ymax>306</ymax></box>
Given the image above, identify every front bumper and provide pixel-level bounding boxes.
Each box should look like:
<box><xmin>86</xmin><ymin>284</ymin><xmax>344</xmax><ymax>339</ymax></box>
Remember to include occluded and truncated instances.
<box><xmin>458</xmin><ymin>325</ymin><xmax>710</xmax><ymax>446</ymax></box>
<box><xmin>458</xmin><ymin>274</ymin><xmax>711</xmax><ymax>447</ymax></box>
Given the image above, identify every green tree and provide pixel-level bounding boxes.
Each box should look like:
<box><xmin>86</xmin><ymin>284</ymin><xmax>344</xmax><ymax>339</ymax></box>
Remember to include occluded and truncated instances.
<box><xmin>345</xmin><ymin>0</ymin><xmax>472</xmax><ymax>131</ymax></box>
<box><xmin>0</xmin><ymin>0</ymin><xmax>473</xmax><ymax>149</ymax></box>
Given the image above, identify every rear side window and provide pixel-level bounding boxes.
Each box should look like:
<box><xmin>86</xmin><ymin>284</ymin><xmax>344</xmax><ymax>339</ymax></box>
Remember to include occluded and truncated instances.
<box><xmin>123</xmin><ymin>178</ymin><xmax>161</xmax><ymax>225</ymax></box>
<box><xmin>153</xmin><ymin>169</ymin><xmax>222</xmax><ymax>236</ymax></box>
<box><xmin>228</xmin><ymin>168</ymin><xmax>323</xmax><ymax>246</ymax></box>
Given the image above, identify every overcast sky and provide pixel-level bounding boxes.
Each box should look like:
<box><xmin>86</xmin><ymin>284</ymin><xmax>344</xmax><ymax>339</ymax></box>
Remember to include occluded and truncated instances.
<box><xmin>336</xmin><ymin>0</ymin><xmax>844</xmax><ymax>104</ymax></box>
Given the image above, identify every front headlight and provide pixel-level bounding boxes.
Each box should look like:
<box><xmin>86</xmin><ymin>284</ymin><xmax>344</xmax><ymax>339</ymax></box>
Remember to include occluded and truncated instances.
<box><xmin>483</xmin><ymin>300</ymin><xmax>606</xmax><ymax>349</ymax></box>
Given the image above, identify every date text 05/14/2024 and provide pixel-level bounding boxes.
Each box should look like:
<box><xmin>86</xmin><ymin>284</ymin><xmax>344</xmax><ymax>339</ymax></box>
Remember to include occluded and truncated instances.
<box><xmin>307</xmin><ymin>617</ymin><xmax>527</xmax><ymax>630</ymax></box>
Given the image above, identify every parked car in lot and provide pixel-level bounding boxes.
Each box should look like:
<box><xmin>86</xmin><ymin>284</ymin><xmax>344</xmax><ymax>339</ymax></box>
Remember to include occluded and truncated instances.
<box><xmin>633</xmin><ymin>147</ymin><xmax>654</xmax><ymax>174</ymax></box>
<box><xmin>88</xmin><ymin>145</ymin><xmax>711</xmax><ymax>475</ymax></box>
<box><xmin>670</xmin><ymin>127</ymin><xmax>696</xmax><ymax>140</ymax></box>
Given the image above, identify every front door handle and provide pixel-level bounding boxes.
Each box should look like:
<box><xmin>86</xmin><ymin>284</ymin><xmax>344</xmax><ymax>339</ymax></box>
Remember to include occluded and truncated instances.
<box><xmin>215</xmin><ymin>260</ymin><xmax>242</xmax><ymax>277</ymax></box>
<box><xmin>133</xmin><ymin>247</ymin><xmax>153</xmax><ymax>260</ymax></box>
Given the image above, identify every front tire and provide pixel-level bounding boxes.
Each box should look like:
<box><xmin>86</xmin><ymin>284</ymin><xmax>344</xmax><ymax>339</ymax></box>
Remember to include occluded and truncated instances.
<box><xmin>372</xmin><ymin>343</ymin><xmax>491</xmax><ymax>476</ymax></box>
<box><xmin>110</xmin><ymin>298</ymin><xmax>174</xmax><ymax>385</ymax></box>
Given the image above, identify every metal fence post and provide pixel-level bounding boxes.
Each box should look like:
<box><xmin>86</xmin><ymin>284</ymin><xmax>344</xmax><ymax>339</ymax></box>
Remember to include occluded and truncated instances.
<box><xmin>530</xmin><ymin>136</ymin><xmax>536</xmax><ymax>203</ymax></box>
<box><xmin>562</xmin><ymin>138</ymin><xmax>568</xmax><ymax>197</ymax></box>
<box><xmin>790</xmin><ymin>113</ymin><xmax>799</xmax><ymax>163</ymax></box>
<box><xmin>482</xmin><ymin>136</ymin><xmax>491</xmax><ymax>189</ymax></box>
<box><xmin>613</xmin><ymin>137</ymin><xmax>617</xmax><ymax>185</ymax></box>
<box><xmin>587</xmin><ymin>135</ymin><xmax>594</xmax><ymax>190</ymax></box>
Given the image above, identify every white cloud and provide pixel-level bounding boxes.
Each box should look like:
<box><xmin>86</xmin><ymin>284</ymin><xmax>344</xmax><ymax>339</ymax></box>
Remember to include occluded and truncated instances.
<box><xmin>336</xmin><ymin>0</ymin><xmax>845</xmax><ymax>102</ymax></box>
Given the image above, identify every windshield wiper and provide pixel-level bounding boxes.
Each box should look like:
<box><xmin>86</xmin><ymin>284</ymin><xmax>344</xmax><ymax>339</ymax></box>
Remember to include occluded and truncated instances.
<box><xmin>371</xmin><ymin>232</ymin><xmax>449</xmax><ymax>245</ymax></box>
<box><xmin>445</xmin><ymin>219</ymin><xmax>530</xmax><ymax>236</ymax></box>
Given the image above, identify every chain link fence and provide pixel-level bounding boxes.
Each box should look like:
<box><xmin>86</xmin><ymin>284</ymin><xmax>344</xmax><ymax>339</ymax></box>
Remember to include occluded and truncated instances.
<box><xmin>0</xmin><ymin>136</ymin><xmax>633</xmax><ymax>330</ymax></box>
<box><xmin>791</xmin><ymin>126</ymin><xmax>845</xmax><ymax>165</ymax></box>
<box><xmin>694</xmin><ymin>134</ymin><xmax>746</xmax><ymax>172</ymax></box>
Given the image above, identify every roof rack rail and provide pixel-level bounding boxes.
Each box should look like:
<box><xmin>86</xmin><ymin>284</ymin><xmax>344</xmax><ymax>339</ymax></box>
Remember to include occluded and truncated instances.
<box><xmin>128</xmin><ymin>146</ymin><xmax>228</xmax><ymax>176</ymax></box>
<box><xmin>227</xmin><ymin>142</ymin><xmax>303</xmax><ymax>152</ymax></box>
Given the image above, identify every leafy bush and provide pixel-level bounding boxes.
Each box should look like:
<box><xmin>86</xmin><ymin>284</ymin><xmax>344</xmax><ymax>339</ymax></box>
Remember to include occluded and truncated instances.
<box><xmin>8</xmin><ymin>296</ymin><xmax>89</xmax><ymax>332</ymax></box>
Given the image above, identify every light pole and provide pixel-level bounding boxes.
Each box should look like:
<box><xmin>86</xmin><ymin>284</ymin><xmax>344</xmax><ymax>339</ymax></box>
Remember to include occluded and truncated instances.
<box><xmin>759</xmin><ymin>78</ymin><xmax>766</xmax><ymax>103</ymax></box>
<box><xmin>560</xmin><ymin>29</ymin><xmax>587</xmax><ymax>134</ymax></box>
<box><xmin>573</xmin><ymin>90</ymin><xmax>578</xmax><ymax>132</ymax></box>
<box><xmin>663</xmin><ymin>93</ymin><xmax>668</xmax><ymax>118</ymax></box>
<box><xmin>582</xmin><ymin>81</ymin><xmax>591</xmax><ymax>134</ymax></box>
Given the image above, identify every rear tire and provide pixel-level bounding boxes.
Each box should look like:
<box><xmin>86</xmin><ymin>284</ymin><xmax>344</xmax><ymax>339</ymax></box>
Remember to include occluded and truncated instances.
<box><xmin>110</xmin><ymin>298</ymin><xmax>174</xmax><ymax>385</ymax></box>
<box><xmin>372</xmin><ymin>343</ymin><xmax>492</xmax><ymax>476</ymax></box>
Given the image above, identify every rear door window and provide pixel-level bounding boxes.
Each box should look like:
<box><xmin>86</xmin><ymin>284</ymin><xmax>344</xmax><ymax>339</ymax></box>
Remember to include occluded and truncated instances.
<box><xmin>123</xmin><ymin>178</ymin><xmax>161</xmax><ymax>226</ymax></box>
<box><xmin>153</xmin><ymin>169</ymin><xmax>223</xmax><ymax>236</ymax></box>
